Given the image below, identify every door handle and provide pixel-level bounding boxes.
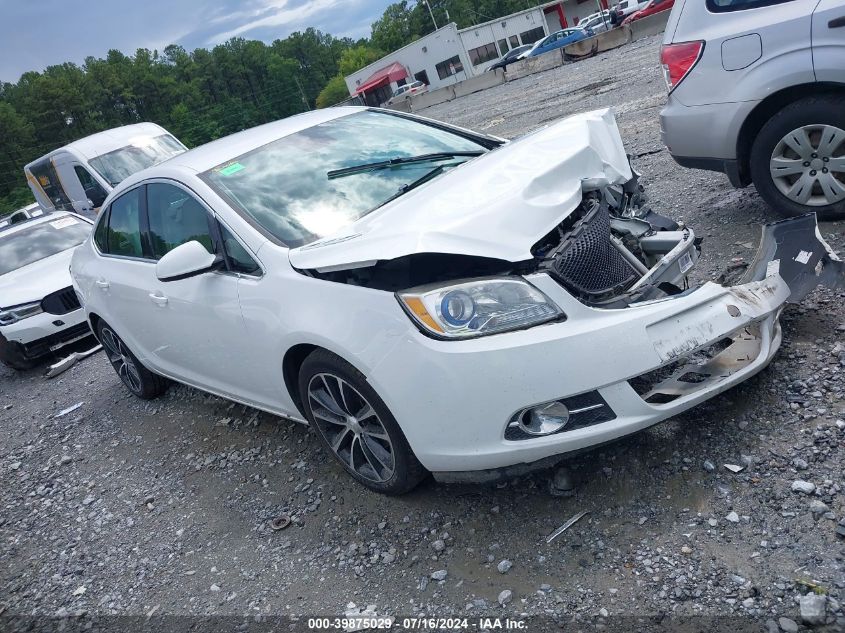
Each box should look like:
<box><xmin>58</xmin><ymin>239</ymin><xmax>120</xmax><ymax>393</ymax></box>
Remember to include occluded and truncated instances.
<box><xmin>830</xmin><ymin>16</ymin><xmax>845</xmax><ymax>28</ymax></box>
<box><xmin>95</xmin><ymin>280</ymin><xmax>110</xmax><ymax>289</ymax></box>
<box><xmin>148</xmin><ymin>293</ymin><xmax>168</xmax><ymax>306</ymax></box>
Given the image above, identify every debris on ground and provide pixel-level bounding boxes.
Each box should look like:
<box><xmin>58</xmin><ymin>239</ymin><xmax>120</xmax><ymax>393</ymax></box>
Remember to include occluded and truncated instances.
<box><xmin>546</xmin><ymin>511</ymin><xmax>589</xmax><ymax>544</ymax></box>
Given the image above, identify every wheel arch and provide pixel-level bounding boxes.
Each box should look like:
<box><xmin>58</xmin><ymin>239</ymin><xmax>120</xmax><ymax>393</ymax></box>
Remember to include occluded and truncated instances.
<box><xmin>87</xmin><ymin>312</ymin><xmax>104</xmax><ymax>342</ymax></box>
<box><xmin>736</xmin><ymin>82</ymin><xmax>845</xmax><ymax>186</ymax></box>
<box><xmin>282</xmin><ymin>343</ymin><xmax>318</xmax><ymax>418</ymax></box>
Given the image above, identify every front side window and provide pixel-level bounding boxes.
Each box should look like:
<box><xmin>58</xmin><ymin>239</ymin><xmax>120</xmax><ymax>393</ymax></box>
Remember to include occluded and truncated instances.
<box><xmin>0</xmin><ymin>217</ymin><xmax>90</xmax><ymax>276</ymax></box>
<box><xmin>89</xmin><ymin>134</ymin><xmax>185</xmax><ymax>187</ymax></box>
<box><xmin>106</xmin><ymin>188</ymin><xmax>144</xmax><ymax>258</ymax></box>
<box><xmin>29</xmin><ymin>160</ymin><xmax>72</xmax><ymax>211</ymax></box>
<box><xmin>146</xmin><ymin>183</ymin><xmax>214</xmax><ymax>259</ymax></box>
<box><xmin>74</xmin><ymin>165</ymin><xmax>108</xmax><ymax>207</ymax></box>
<box><xmin>201</xmin><ymin>111</ymin><xmax>487</xmax><ymax>248</ymax></box>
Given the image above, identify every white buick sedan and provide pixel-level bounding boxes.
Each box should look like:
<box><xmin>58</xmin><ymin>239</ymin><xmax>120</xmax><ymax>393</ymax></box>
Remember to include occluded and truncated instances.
<box><xmin>70</xmin><ymin>107</ymin><xmax>842</xmax><ymax>494</ymax></box>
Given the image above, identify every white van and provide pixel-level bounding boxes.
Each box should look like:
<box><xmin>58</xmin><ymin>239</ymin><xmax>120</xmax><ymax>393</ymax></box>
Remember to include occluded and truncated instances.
<box><xmin>25</xmin><ymin>123</ymin><xmax>186</xmax><ymax>218</ymax></box>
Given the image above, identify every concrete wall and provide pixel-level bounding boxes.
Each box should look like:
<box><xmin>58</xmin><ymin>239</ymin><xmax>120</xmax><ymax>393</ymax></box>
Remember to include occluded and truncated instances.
<box><xmin>502</xmin><ymin>48</ymin><xmax>565</xmax><ymax>81</ymax></box>
<box><xmin>564</xmin><ymin>25</ymin><xmax>632</xmax><ymax>59</ymax></box>
<box><xmin>386</xmin><ymin>68</ymin><xmax>507</xmax><ymax>112</ymax></box>
<box><xmin>628</xmin><ymin>9</ymin><xmax>672</xmax><ymax>39</ymax></box>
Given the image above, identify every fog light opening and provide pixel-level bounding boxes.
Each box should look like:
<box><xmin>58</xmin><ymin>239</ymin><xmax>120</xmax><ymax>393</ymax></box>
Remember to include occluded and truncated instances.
<box><xmin>519</xmin><ymin>401</ymin><xmax>570</xmax><ymax>436</ymax></box>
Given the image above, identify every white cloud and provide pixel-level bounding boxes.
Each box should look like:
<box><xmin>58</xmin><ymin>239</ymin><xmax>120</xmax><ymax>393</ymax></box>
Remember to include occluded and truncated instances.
<box><xmin>207</xmin><ymin>0</ymin><xmax>350</xmax><ymax>44</ymax></box>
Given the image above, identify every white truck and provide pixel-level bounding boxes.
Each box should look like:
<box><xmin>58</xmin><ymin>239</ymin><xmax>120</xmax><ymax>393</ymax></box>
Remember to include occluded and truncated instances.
<box><xmin>24</xmin><ymin>122</ymin><xmax>186</xmax><ymax>218</ymax></box>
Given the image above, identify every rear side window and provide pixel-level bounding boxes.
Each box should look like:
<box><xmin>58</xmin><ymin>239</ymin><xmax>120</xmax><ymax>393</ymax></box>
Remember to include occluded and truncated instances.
<box><xmin>107</xmin><ymin>188</ymin><xmax>144</xmax><ymax>258</ymax></box>
<box><xmin>707</xmin><ymin>0</ymin><xmax>795</xmax><ymax>12</ymax></box>
<box><xmin>93</xmin><ymin>209</ymin><xmax>109</xmax><ymax>253</ymax></box>
<box><xmin>146</xmin><ymin>183</ymin><xmax>215</xmax><ymax>259</ymax></box>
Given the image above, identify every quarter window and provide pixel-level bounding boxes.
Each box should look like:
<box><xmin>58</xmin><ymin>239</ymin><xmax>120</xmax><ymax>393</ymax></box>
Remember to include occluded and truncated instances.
<box><xmin>220</xmin><ymin>225</ymin><xmax>260</xmax><ymax>275</ymax></box>
<box><xmin>146</xmin><ymin>183</ymin><xmax>215</xmax><ymax>259</ymax></box>
<box><xmin>93</xmin><ymin>209</ymin><xmax>110</xmax><ymax>253</ymax></box>
<box><xmin>106</xmin><ymin>188</ymin><xmax>144</xmax><ymax>258</ymax></box>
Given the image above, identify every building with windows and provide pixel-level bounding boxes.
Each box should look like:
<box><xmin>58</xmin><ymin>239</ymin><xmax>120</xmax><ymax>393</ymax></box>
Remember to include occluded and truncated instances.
<box><xmin>345</xmin><ymin>0</ymin><xmax>606</xmax><ymax>105</ymax></box>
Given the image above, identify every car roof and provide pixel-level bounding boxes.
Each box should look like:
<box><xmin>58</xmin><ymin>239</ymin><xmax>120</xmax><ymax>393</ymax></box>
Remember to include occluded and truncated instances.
<box><xmin>25</xmin><ymin>122</ymin><xmax>171</xmax><ymax>167</ymax></box>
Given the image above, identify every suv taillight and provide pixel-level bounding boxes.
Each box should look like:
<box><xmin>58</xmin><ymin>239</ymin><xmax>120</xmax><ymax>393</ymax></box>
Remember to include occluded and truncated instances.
<box><xmin>660</xmin><ymin>41</ymin><xmax>704</xmax><ymax>93</ymax></box>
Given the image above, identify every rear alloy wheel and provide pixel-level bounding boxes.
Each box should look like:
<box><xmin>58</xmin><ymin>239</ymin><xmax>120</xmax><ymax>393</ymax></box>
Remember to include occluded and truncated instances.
<box><xmin>750</xmin><ymin>96</ymin><xmax>845</xmax><ymax>220</ymax></box>
<box><xmin>97</xmin><ymin>321</ymin><xmax>167</xmax><ymax>399</ymax></box>
<box><xmin>298</xmin><ymin>349</ymin><xmax>427</xmax><ymax>495</ymax></box>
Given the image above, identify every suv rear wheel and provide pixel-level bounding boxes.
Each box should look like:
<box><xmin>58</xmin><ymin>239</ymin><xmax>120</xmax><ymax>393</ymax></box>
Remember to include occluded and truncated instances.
<box><xmin>750</xmin><ymin>95</ymin><xmax>845</xmax><ymax>220</ymax></box>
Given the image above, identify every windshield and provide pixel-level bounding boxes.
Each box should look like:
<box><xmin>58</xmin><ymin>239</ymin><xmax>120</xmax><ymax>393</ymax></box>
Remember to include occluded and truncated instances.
<box><xmin>201</xmin><ymin>111</ymin><xmax>488</xmax><ymax>247</ymax></box>
<box><xmin>0</xmin><ymin>216</ymin><xmax>90</xmax><ymax>276</ymax></box>
<box><xmin>89</xmin><ymin>134</ymin><xmax>186</xmax><ymax>186</ymax></box>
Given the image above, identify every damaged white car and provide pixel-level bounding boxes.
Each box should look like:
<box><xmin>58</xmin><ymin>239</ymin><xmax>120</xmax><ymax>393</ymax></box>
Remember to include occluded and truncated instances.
<box><xmin>70</xmin><ymin>107</ymin><xmax>844</xmax><ymax>494</ymax></box>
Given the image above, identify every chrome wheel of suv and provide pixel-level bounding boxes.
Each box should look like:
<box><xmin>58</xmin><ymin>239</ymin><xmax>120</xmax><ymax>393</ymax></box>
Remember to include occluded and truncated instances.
<box><xmin>769</xmin><ymin>124</ymin><xmax>845</xmax><ymax>207</ymax></box>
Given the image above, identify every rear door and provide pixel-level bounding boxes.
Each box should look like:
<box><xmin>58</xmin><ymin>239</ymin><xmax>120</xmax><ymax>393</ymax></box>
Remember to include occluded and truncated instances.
<box><xmin>812</xmin><ymin>0</ymin><xmax>845</xmax><ymax>83</ymax></box>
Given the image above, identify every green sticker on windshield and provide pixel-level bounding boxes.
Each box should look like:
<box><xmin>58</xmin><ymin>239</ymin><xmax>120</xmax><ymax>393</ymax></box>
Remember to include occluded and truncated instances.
<box><xmin>219</xmin><ymin>162</ymin><xmax>245</xmax><ymax>176</ymax></box>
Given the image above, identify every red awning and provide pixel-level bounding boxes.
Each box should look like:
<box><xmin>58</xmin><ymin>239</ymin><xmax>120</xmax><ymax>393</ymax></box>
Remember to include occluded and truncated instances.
<box><xmin>355</xmin><ymin>62</ymin><xmax>408</xmax><ymax>95</ymax></box>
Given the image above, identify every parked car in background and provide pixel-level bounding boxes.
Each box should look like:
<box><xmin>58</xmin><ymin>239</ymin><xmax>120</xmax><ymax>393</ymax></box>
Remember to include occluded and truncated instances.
<box><xmin>71</xmin><ymin>107</ymin><xmax>842</xmax><ymax>494</ymax></box>
<box><xmin>0</xmin><ymin>211</ymin><xmax>93</xmax><ymax>370</ymax></box>
<box><xmin>25</xmin><ymin>123</ymin><xmax>187</xmax><ymax>218</ymax></box>
<box><xmin>487</xmin><ymin>45</ymin><xmax>533</xmax><ymax>72</ymax></box>
<box><xmin>385</xmin><ymin>81</ymin><xmax>428</xmax><ymax>105</ymax></box>
<box><xmin>622</xmin><ymin>0</ymin><xmax>674</xmax><ymax>24</ymax></box>
<box><xmin>580</xmin><ymin>11</ymin><xmax>614</xmax><ymax>33</ymax></box>
<box><xmin>660</xmin><ymin>0</ymin><xmax>845</xmax><ymax>219</ymax></box>
<box><xmin>614</xmin><ymin>0</ymin><xmax>649</xmax><ymax>17</ymax></box>
<box><xmin>0</xmin><ymin>203</ymin><xmax>48</xmax><ymax>230</ymax></box>
<box><xmin>520</xmin><ymin>27</ymin><xmax>594</xmax><ymax>58</ymax></box>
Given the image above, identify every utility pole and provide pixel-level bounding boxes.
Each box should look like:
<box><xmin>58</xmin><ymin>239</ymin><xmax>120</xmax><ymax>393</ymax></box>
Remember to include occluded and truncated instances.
<box><xmin>423</xmin><ymin>0</ymin><xmax>438</xmax><ymax>30</ymax></box>
<box><xmin>293</xmin><ymin>76</ymin><xmax>311</xmax><ymax>111</ymax></box>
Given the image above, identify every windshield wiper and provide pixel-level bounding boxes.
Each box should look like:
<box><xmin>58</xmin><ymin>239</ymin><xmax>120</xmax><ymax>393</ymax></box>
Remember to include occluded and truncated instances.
<box><xmin>327</xmin><ymin>151</ymin><xmax>484</xmax><ymax>179</ymax></box>
<box><xmin>373</xmin><ymin>165</ymin><xmax>447</xmax><ymax>210</ymax></box>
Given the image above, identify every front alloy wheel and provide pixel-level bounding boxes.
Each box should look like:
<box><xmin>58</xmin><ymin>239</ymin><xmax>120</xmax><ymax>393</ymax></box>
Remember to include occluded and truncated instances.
<box><xmin>307</xmin><ymin>373</ymin><xmax>396</xmax><ymax>484</ymax></box>
<box><xmin>298</xmin><ymin>349</ymin><xmax>427</xmax><ymax>495</ymax></box>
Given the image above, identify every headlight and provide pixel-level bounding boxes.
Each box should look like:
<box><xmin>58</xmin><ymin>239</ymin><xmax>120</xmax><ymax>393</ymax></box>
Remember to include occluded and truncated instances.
<box><xmin>397</xmin><ymin>278</ymin><xmax>563</xmax><ymax>339</ymax></box>
<box><xmin>0</xmin><ymin>302</ymin><xmax>43</xmax><ymax>326</ymax></box>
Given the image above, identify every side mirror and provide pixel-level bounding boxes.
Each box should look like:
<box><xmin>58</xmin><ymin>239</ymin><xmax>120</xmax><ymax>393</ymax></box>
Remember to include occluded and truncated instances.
<box><xmin>156</xmin><ymin>240</ymin><xmax>218</xmax><ymax>282</ymax></box>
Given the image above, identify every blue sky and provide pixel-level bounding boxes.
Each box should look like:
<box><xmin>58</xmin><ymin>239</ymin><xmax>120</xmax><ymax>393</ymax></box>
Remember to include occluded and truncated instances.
<box><xmin>0</xmin><ymin>0</ymin><xmax>396</xmax><ymax>83</ymax></box>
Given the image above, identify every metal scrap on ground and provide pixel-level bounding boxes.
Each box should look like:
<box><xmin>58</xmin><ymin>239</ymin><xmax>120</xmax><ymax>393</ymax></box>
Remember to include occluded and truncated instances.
<box><xmin>45</xmin><ymin>345</ymin><xmax>103</xmax><ymax>378</ymax></box>
<box><xmin>546</xmin><ymin>510</ymin><xmax>589</xmax><ymax>544</ymax></box>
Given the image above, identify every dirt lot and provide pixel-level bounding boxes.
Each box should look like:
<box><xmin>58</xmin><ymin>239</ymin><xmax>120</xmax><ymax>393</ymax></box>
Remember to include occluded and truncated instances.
<box><xmin>2</xmin><ymin>35</ymin><xmax>844</xmax><ymax>632</ymax></box>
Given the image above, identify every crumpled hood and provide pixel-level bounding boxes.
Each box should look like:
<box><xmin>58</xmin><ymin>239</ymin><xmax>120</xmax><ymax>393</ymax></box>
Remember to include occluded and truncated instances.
<box><xmin>288</xmin><ymin>108</ymin><xmax>632</xmax><ymax>271</ymax></box>
<box><xmin>0</xmin><ymin>249</ymin><xmax>74</xmax><ymax>308</ymax></box>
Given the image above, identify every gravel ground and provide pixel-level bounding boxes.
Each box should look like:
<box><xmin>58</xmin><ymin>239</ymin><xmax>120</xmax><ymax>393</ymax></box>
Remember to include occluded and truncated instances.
<box><xmin>2</xmin><ymin>35</ymin><xmax>844</xmax><ymax>632</ymax></box>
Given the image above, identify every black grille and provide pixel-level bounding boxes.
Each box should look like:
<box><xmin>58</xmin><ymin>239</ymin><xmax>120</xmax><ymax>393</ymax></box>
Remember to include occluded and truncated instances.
<box><xmin>22</xmin><ymin>322</ymin><xmax>92</xmax><ymax>358</ymax></box>
<box><xmin>41</xmin><ymin>286</ymin><xmax>81</xmax><ymax>315</ymax></box>
<box><xmin>551</xmin><ymin>202</ymin><xmax>639</xmax><ymax>301</ymax></box>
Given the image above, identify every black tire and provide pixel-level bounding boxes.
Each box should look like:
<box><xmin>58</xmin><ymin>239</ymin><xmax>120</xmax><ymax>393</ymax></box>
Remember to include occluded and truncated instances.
<box><xmin>0</xmin><ymin>339</ymin><xmax>38</xmax><ymax>371</ymax></box>
<box><xmin>298</xmin><ymin>349</ymin><xmax>427</xmax><ymax>495</ymax></box>
<box><xmin>749</xmin><ymin>95</ymin><xmax>845</xmax><ymax>220</ymax></box>
<box><xmin>96</xmin><ymin>320</ymin><xmax>168</xmax><ymax>399</ymax></box>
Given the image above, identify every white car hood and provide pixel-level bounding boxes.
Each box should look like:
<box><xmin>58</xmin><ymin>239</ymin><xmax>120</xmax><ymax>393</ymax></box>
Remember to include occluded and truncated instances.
<box><xmin>0</xmin><ymin>248</ymin><xmax>74</xmax><ymax>307</ymax></box>
<box><xmin>288</xmin><ymin>108</ymin><xmax>632</xmax><ymax>271</ymax></box>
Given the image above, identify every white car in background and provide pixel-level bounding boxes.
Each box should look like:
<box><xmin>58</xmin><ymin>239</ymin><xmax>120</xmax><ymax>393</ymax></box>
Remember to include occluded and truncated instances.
<box><xmin>0</xmin><ymin>211</ymin><xmax>93</xmax><ymax>370</ymax></box>
<box><xmin>614</xmin><ymin>0</ymin><xmax>649</xmax><ymax>16</ymax></box>
<box><xmin>71</xmin><ymin>107</ymin><xmax>843</xmax><ymax>494</ymax></box>
<box><xmin>385</xmin><ymin>81</ymin><xmax>428</xmax><ymax>105</ymax></box>
<box><xmin>580</xmin><ymin>11</ymin><xmax>614</xmax><ymax>33</ymax></box>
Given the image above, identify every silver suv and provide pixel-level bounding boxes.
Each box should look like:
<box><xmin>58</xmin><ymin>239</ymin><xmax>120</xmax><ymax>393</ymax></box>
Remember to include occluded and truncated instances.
<box><xmin>659</xmin><ymin>0</ymin><xmax>845</xmax><ymax>219</ymax></box>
